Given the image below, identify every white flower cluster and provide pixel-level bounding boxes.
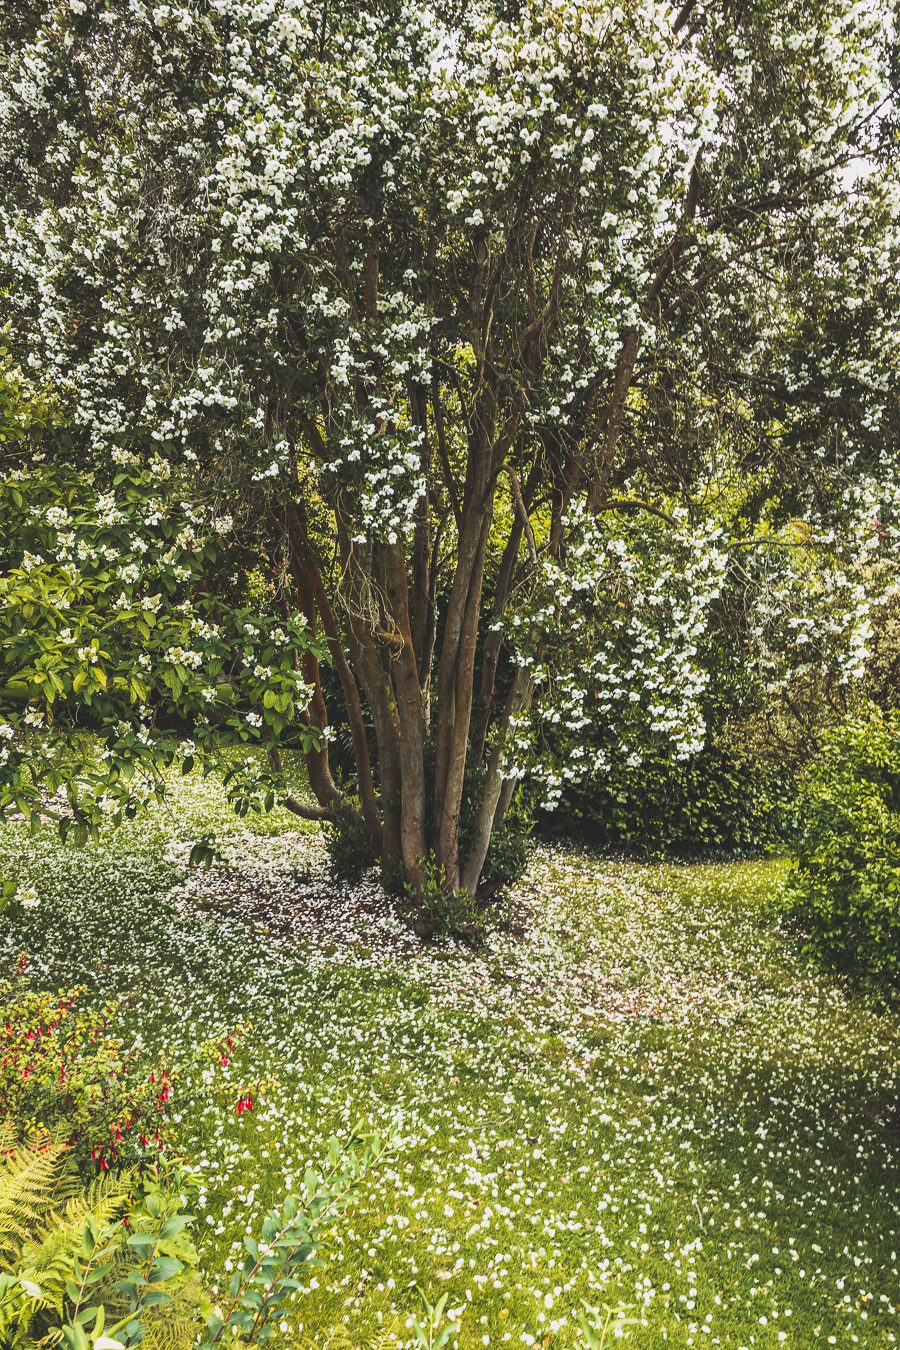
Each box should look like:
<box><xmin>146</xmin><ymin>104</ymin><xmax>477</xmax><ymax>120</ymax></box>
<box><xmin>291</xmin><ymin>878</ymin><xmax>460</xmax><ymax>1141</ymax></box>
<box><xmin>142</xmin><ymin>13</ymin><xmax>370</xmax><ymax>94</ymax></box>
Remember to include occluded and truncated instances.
<box><xmin>0</xmin><ymin>0</ymin><xmax>742</xmax><ymax>539</ymax></box>
<box><xmin>2</xmin><ymin>0</ymin><xmax>899</xmax><ymax>804</ymax></box>
<box><xmin>508</xmin><ymin>507</ymin><xmax>728</xmax><ymax>807</ymax></box>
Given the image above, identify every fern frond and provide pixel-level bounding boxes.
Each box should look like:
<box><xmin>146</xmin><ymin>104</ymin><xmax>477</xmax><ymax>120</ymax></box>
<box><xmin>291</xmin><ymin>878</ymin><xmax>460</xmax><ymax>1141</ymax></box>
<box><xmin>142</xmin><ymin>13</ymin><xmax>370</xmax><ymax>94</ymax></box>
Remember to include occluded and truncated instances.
<box><xmin>366</xmin><ymin>1330</ymin><xmax>400</xmax><ymax>1350</ymax></box>
<box><xmin>137</xmin><ymin>1281</ymin><xmax>206</xmax><ymax>1350</ymax></box>
<box><xmin>0</xmin><ymin>1268</ymin><xmax>53</xmax><ymax>1350</ymax></box>
<box><xmin>304</xmin><ymin>1326</ymin><xmax>357</xmax><ymax>1350</ymax></box>
<box><xmin>32</xmin><ymin>1329</ymin><xmax>64</xmax><ymax>1350</ymax></box>
<box><xmin>0</xmin><ymin>1134</ymin><xmax>65</xmax><ymax>1266</ymax></box>
<box><xmin>16</xmin><ymin>1169</ymin><xmax>132</xmax><ymax>1314</ymax></box>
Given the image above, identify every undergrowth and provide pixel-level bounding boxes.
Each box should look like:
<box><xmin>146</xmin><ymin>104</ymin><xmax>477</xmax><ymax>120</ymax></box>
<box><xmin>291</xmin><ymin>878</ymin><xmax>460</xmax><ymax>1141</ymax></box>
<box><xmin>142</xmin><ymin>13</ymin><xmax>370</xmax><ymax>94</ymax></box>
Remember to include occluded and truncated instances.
<box><xmin>0</xmin><ymin>757</ymin><xmax>898</xmax><ymax>1349</ymax></box>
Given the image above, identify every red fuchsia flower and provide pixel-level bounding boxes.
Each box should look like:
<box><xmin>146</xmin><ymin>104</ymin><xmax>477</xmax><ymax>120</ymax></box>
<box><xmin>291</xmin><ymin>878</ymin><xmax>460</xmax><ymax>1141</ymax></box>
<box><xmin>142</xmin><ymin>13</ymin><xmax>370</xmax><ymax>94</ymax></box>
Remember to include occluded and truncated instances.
<box><xmin>235</xmin><ymin>1093</ymin><xmax>254</xmax><ymax>1115</ymax></box>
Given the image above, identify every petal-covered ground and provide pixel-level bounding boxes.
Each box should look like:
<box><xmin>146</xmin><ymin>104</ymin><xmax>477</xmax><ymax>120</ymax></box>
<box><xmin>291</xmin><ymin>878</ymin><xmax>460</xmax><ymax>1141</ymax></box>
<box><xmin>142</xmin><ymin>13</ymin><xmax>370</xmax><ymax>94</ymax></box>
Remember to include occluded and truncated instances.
<box><xmin>2</xmin><ymin>769</ymin><xmax>900</xmax><ymax>1350</ymax></box>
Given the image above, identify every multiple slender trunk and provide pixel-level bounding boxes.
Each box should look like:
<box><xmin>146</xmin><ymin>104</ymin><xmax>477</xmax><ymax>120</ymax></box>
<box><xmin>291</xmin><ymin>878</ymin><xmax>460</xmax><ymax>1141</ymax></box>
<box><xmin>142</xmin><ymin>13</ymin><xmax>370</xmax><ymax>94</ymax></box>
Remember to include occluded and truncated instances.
<box><xmin>268</xmin><ymin>163</ymin><xmax>707</xmax><ymax>914</ymax></box>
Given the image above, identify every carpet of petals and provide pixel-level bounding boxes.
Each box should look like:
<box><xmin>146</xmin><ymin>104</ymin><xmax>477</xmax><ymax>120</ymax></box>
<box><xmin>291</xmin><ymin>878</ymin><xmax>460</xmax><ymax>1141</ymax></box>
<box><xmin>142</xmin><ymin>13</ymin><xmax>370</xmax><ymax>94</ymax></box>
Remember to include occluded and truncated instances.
<box><xmin>2</xmin><ymin>768</ymin><xmax>899</xmax><ymax>1350</ymax></box>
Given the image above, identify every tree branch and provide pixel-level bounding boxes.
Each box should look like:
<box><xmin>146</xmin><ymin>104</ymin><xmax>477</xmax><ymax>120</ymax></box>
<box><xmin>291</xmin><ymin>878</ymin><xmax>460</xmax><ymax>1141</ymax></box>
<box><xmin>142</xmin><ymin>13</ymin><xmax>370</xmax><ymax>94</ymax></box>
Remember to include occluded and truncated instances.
<box><xmin>597</xmin><ymin>497</ymin><xmax>680</xmax><ymax>527</ymax></box>
<box><xmin>500</xmin><ymin>464</ymin><xmax>538</xmax><ymax>565</ymax></box>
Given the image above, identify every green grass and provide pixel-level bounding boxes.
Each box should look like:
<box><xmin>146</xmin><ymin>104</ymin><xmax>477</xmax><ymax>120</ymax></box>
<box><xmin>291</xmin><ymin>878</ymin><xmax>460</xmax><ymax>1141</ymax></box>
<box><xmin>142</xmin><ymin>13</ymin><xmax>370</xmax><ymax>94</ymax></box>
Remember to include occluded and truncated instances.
<box><xmin>2</xmin><ymin>766</ymin><xmax>900</xmax><ymax>1350</ymax></box>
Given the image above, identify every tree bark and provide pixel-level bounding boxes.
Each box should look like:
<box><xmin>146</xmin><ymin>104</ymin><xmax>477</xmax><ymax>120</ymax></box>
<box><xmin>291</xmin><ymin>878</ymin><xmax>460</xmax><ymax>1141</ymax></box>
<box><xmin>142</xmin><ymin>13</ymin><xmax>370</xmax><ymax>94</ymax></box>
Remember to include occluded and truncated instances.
<box><xmin>282</xmin><ymin>497</ymin><xmax>382</xmax><ymax>848</ymax></box>
<box><xmin>382</xmin><ymin>538</ymin><xmax>428</xmax><ymax>894</ymax></box>
<box><xmin>470</xmin><ymin>451</ymin><xmax>544</xmax><ymax>761</ymax></box>
<box><xmin>334</xmin><ymin>514</ymin><xmax>405</xmax><ymax>881</ymax></box>
<box><xmin>460</xmin><ymin>666</ymin><xmax>533</xmax><ymax>895</ymax></box>
<box><xmin>409</xmin><ymin>382</ymin><xmax>432</xmax><ymax>690</ymax></box>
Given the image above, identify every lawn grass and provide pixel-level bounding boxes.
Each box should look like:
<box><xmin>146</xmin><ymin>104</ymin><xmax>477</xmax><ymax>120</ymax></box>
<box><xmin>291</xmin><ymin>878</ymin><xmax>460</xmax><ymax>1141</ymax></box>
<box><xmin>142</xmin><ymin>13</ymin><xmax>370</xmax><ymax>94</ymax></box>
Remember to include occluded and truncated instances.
<box><xmin>2</xmin><ymin>764</ymin><xmax>900</xmax><ymax>1349</ymax></box>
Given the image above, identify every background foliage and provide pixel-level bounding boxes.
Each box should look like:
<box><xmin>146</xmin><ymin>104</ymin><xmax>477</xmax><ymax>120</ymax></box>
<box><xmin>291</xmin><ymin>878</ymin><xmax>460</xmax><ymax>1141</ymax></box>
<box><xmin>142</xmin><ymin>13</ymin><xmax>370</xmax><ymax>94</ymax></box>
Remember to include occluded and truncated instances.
<box><xmin>780</xmin><ymin>709</ymin><xmax>900</xmax><ymax>994</ymax></box>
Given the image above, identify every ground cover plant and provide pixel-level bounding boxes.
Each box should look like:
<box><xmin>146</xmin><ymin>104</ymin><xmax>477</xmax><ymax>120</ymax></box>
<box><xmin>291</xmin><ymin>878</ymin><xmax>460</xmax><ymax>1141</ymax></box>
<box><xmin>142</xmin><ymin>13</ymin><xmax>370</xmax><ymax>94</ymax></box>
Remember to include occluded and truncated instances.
<box><xmin>1</xmin><ymin>763</ymin><xmax>899</xmax><ymax>1349</ymax></box>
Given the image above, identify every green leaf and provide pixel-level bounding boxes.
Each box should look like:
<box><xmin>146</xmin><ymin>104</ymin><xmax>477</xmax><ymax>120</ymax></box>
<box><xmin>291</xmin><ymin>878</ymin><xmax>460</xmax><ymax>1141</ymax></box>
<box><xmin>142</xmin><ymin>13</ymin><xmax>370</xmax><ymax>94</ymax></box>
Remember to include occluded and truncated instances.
<box><xmin>85</xmin><ymin>1259</ymin><xmax>117</xmax><ymax>1285</ymax></box>
<box><xmin>147</xmin><ymin>1256</ymin><xmax>183</xmax><ymax>1283</ymax></box>
<box><xmin>139</xmin><ymin>1290</ymin><xmax>172</xmax><ymax>1308</ymax></box>
<box><xmin>60</xmin><ymin>1324</ymin><xmax>90</xmax><ymax>1350</ymax></box>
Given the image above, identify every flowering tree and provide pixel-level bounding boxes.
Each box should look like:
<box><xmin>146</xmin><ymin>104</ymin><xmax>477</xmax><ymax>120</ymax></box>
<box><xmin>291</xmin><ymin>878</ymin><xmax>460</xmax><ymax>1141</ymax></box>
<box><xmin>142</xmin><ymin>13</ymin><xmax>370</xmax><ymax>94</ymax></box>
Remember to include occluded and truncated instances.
<box><xmin>1</xmin><ymin>0</ymin><xmax>899</xmax><ymax>906</ymax></box>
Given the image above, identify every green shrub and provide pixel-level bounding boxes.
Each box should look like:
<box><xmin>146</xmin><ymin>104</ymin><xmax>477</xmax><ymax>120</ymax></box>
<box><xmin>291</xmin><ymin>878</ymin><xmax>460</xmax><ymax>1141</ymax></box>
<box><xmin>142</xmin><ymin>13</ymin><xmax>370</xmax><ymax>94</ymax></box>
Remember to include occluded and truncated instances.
<box><xmin>1</xmin><ymin>959</ymin><xmax>241</xmax><ymax>1177</ymax></box>
<box><xmin>780</xmin><ymin>709</ymin><xmax>900</xmax><ymax>991</ymax></box>
<box><xmin>396</xmin><ymin>854</ymin><xmax>480</xmax><ymax>941</ymax></box>
<box><xmin>199</xmin><ymin>1123</ymin><xmax>395</xmax><ymax>1347</ymax></box>
<box><xmin>536</xmin><ymin>741</ymin><xmax>794</xmax><ymax>859</ymax></box>
<box><xmin>1</xmin><ymin>1118</ymin><xmax>394</xmax><ymax>1350</ymax></box>
<box><xmin>531</xmin><ymin>629</ymin><xmax>801</xmax><ymax>859</ymax></box>
<box><xmin>322</xmin><ymin>797</ymin><xmax>376</xmax><ymax>882</ymax></box>
<box><xmin>0</xmin><ymin>960</ymin><xmax>176</xmax><ymax>1175</ymax></box>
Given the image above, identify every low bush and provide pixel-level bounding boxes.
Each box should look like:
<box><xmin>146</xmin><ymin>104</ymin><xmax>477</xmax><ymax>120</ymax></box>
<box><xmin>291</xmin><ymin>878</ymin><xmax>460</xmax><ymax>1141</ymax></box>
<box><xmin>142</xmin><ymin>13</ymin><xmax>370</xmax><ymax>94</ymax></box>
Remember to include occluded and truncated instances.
<box><xmin>536</xmin><ymin>740</ymin><xmax>793</xmax><ymax>859</ymax></box>
<box><xmin>2</xmin><ymin>1120</ymin><xmax>396</xmax><ymax>1350</ymax></box>
<box><xmin>322</xmin><ymin>797</ymin><xmax>376</xmax><ymax>883</ymax></box>
<box><xmin>0</xmin><ymin>959</ymin><xmax>176</xmax><ymax>1174</ymax></box>
<box><xmin>199</xmin><ymin>1123</ymin><xmax>395</xmax><ymax>1347</ymax></box>
<box><xmin>396</xmin><ymin>854</ymin><xmax>480</xmax><ymax>941</ymax></box>
<box><xmin>780</xmin><ymin>709</ymin><xmax>900</xmax><ymax>992</ymax></box>
<box><xmin>1</xmin><ymin>958</ymin><xmax>240</xmax><ymax>1176</ymax></box>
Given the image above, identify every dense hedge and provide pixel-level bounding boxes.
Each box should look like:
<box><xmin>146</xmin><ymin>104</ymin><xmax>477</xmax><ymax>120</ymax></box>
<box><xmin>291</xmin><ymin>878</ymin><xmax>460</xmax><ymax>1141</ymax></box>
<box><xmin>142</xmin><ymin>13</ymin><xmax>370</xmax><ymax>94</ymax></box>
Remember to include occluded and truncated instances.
<box><xmin>535</xmin><ymin>739</ymin><xmax>794</xmax><ymax>859</ymax></box>
<box><xmin>780</xmin><ymin>710</ymin><xmax>900</xmax><ymax>992</ymax></box>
